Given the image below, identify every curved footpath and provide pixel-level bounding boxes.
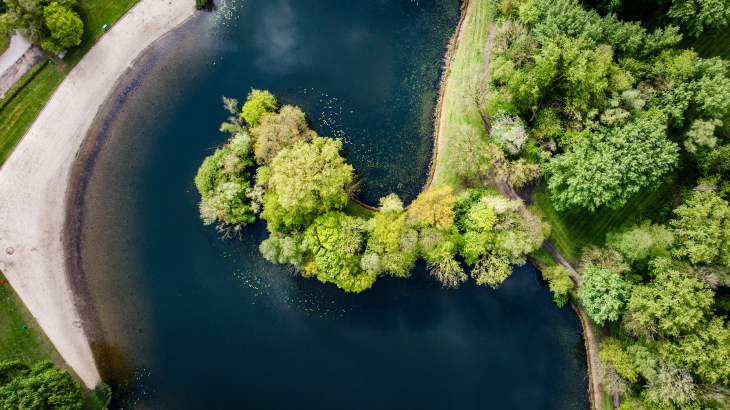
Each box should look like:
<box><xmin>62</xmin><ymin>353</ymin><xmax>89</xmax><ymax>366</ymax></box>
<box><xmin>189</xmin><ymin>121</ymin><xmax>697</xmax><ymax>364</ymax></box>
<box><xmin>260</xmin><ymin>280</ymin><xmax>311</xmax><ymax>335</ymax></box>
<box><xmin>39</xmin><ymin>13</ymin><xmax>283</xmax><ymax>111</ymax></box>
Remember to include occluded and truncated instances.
<box><xmin>0</xmin><ymin>0</ymin><xmax>194</xmax><ymax>388</ymax></box>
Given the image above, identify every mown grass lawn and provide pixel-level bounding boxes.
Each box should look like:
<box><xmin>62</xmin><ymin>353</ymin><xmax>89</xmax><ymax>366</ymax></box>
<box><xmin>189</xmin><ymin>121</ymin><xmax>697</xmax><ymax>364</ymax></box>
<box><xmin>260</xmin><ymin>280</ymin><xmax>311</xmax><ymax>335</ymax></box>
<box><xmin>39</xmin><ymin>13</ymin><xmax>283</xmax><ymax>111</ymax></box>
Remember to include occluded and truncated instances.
<box><xmin>0</xmin><ymin>0</ymin><xmax>142</xmax><ymax>166</ymax></box>
<box><xmin>431</xmin><ymin>0</ymin><xmax>493</xmax><ymax>191</ymax></box>
<box><xmin>532</xmin><ymin>179</ymin><xmax>670</xmax><ymax>266</ymax></box>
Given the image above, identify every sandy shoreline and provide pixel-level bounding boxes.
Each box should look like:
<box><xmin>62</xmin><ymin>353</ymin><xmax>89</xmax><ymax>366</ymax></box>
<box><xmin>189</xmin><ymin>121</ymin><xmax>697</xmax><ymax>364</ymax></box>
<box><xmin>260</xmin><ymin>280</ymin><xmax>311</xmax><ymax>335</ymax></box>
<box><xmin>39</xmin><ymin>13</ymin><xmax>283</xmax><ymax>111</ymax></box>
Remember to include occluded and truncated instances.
<box><xmin>0</xmin><ymin>0</ymin><xmax>194</xmax><ymax>388</ymax></box>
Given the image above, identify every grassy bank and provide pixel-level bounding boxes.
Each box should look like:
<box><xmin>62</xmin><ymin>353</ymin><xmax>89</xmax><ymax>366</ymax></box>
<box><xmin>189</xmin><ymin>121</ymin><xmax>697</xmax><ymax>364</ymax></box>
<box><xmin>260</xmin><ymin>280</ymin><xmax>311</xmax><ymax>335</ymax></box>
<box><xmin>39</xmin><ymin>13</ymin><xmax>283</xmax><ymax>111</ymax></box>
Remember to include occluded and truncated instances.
<box><xmin>0</xmin><ymin>0</ymin><xmax>141</xmax><ymax>166</ymax></box>
<box><xmin>0</xmin><ymin>271</ymin><xmax>106</xmax><ymax>409</ymax></box>
<box><xmin>0</xmin><ymin>35</ymin><xmax>8</xmax><ymax>55</ymax></box>
<box><xmin>431</xmin><ymin>0</ymin><xmax>493</xmax><ymax>191</ymax></box>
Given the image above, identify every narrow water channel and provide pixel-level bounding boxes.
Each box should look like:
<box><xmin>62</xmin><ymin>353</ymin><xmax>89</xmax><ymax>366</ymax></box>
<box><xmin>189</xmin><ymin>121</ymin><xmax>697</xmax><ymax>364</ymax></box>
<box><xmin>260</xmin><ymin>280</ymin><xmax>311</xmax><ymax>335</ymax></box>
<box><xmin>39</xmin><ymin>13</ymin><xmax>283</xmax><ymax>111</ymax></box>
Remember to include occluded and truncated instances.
<box><xmin>69</xmin><ymin>1</ymin><xmax>590</xmax><ymax>408</ymax></box>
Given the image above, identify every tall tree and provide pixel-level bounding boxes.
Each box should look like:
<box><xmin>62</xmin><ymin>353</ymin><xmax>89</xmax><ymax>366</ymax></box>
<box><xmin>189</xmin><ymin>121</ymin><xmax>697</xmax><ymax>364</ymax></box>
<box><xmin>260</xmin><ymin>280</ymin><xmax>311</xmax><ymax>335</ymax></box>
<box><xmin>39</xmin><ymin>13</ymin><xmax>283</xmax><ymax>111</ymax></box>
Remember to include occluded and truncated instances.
<box><xmin>577</xmin><ymin>263</ymin><xmax>631</xmax><ymax>324</ymax></box>
<box><xmin>545</xmin><ymin>114</ymin><xmax>679</xmax><ymax>211</ymax></box>
<box><xmin>668</xmin><ymin>0</ymin><xmax>730</xmax><ymax>37</ymax></box>
<box><xmin>261</xmin><ymin>137</ymin><xmax>353</xmax><ymax>231</ymax></box>
<box><xmin>670</xmin><ymin>189</ymin><xmax>730</xmax><ymax>266</ymax></box>
<box><xmin>627</xmin><ymin>258</ymin><xmax>714</xmax><ymax>337</ymax></box>
<box><xmin>41</xmin><ymin>2</ymin><xmax>82</xmax><ymax>53</ymax></box>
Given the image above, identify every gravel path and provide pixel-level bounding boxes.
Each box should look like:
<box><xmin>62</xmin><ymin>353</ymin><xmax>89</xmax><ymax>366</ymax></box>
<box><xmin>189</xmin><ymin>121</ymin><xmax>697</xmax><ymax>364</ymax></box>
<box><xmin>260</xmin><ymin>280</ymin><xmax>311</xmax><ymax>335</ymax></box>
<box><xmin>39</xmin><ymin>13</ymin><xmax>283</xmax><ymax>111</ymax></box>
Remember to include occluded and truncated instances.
<box><xmin>0</xmin><ymin>0</ymin><xmax>194</xmax><ymax>388</ymax></box>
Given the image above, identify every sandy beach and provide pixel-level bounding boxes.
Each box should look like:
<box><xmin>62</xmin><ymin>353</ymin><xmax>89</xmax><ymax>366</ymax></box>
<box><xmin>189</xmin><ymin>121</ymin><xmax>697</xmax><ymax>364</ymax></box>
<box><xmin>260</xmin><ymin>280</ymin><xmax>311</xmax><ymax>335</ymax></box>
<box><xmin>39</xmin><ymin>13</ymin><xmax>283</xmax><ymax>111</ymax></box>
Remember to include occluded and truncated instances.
<box><xmin>0</xmin><ymin>0</ymin><xmax>194</xmax><ymax>388</ymax></box>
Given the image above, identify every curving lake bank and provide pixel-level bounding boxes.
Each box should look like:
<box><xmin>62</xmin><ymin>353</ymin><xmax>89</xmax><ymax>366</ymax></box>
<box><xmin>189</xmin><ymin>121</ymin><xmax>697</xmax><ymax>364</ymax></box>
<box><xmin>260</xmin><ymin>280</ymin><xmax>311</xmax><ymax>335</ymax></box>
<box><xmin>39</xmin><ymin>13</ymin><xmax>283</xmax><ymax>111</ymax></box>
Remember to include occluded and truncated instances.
<box><xmin>66</xmin><ymin>0</ymin><xmax>591</xmax><ymax>408</ymax></box>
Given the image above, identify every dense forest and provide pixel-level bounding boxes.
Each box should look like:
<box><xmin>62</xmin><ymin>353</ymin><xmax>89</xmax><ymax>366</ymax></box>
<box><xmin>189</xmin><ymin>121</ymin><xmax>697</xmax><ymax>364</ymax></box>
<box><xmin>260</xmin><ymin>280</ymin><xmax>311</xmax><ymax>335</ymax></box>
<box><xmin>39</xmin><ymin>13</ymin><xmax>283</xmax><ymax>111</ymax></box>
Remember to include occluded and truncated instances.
<box><xmin>194</xmin><ymin>0</ymin><xmax>730</xmax><ymax>406</ymax></box>
<box><xmin>468</xmin><ymin>0</ymin><xmax>730</xmax><ymax>407</ymax></box>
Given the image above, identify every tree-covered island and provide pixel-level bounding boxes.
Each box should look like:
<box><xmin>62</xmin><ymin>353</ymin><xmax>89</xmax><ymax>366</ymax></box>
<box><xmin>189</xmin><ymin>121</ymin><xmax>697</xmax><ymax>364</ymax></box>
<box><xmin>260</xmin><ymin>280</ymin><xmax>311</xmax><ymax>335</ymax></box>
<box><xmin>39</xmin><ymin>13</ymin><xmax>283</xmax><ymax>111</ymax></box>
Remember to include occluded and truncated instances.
<box><xmin>195</xmin><ymin>90</ymin><xmax>548</xmax><ymax>293</ymax></box>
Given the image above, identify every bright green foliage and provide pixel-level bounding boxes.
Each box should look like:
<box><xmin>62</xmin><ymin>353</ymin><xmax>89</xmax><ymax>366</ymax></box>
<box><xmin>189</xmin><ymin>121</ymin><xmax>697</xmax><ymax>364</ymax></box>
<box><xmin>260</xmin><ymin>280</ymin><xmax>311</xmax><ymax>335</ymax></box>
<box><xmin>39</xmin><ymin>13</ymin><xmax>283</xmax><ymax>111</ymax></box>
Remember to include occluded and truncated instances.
<box><xmin>259</xmin><ymin>233</ymin><xmax>308</xmax><ymax>269</ymax></box>
<box><xmin>541</xmin><ymin>265</ymin><xmax>573</xmax><ymax>299</ymax></box>
<box><xmin>599</xmin><ymin>338</ymin><xmax>638</xmax><ymax>383</ymax></box>
<box><xmin>670</xmin><ymin>190</ymin><xmax>730</xmax><ymax>266</ymax></box>
<box><xmin>460</xmin><ymin>200</ymin><xmax>497</xmax><ymax>264</ymax></box>
<box><xmin>627</xmin><ymin>345</ymin><xmax>658</xmax><ymax>381</ymax></box>
<box><xmin>524</xmin><ymin>0</ymin><xmax>681</xmax><ymax>57</ymax></box>
<box><xmin>262</xmin><ymin>137</ymin><xmax>353</xmax><ymax>231</ymax></box>
<box><xmin>493</xmin><ymin>35</ymin><xmax>614</xmax><ymax>117</ymax></box>
<box><xmin>40</xmin><ymin>2</ymin><xmax>82</xmax><ymax>53</ymax></box>
<box><xmin>627</xmin><ymin>259</ymin><xmax>713</xmax><ymax>337</ymax></box>
<box><xmin>454</xmin><ymin>192</ymin><xmax>546</xmax><ymax>288</ymax></box>
<box><xmin>366</xmin><ymin>197</ymin><xmax>416</xmax><ymax>278</ymax></box>
<box><xmin>653</xmin><ymin>55</ymin><xmax>730</xmax><ymax>128</ymax></box>
<box><xmin>578</xmin><ymin>263</ymin><xmax>630</xmax><ymax>325</ymax></box>
<box><xmin>668</xmin><ymin>0</ymin><xmax>730</xmax><ymax>37</ymax></box>
<box><xmin>545</xmin><ymin>115</ymin><xmax>679</xmax><ymax>211</ymax></box>
<box><xmin>0</xmin><ymin>360</ymin><xmax>83</xmax><ymax>410</ymax></box>
<box><xmin>668</xmin><ymin>317</ymin><xmax>730</xmax><ymax>384</ymax></box>
<box><xmin>481</xmin><ymin>196</ymin><xmax>546</xmax><ymax>260</ymax></box>
<box><xmin>303</xmin><ymin>212</ymin><xmax>373</xmax><ymax>292</ymax></box>
<box><xmin>606</xmin><ymin>221</ymin><xmax>674</xmax><ymax>262</ymax></box>
<box><xmin>240</xmin><ymin>89</ymin><xmax>279</xmax><ymax>127</ymax></box>
<box><xmin>251</xmin><ymin>105</ymin><xmax>317</xmax><ymax>165</ymax></box>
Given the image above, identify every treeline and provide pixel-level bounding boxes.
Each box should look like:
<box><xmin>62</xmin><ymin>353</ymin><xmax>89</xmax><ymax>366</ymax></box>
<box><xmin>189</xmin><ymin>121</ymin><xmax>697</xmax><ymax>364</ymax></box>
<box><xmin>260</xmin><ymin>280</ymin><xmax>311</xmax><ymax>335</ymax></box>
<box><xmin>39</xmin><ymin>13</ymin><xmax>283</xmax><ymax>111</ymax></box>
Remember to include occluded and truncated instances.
<box><xmin>0</xmin><ymin>0</ymin><xmax>83</xmax><ymax>53</ymax></box>
<box><xmin>194</xmin><ymin>90</ymin><xmax>550</xmax><ymax>292</ymax></box>
<box><xmin>472</xmin><ymin>0</ymin><xmax>730</xmax><ymax>407</ymax></box>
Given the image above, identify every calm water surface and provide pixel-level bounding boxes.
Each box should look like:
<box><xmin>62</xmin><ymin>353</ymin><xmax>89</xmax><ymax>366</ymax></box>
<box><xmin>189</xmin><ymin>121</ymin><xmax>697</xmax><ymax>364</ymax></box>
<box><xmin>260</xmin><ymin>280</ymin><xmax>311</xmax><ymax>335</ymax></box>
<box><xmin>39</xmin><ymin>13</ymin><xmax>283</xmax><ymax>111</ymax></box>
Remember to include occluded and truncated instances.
<box><xmin>74</xmin><ymin>0</ymin><xmax>590</xmax><ymax>408</ymax></box>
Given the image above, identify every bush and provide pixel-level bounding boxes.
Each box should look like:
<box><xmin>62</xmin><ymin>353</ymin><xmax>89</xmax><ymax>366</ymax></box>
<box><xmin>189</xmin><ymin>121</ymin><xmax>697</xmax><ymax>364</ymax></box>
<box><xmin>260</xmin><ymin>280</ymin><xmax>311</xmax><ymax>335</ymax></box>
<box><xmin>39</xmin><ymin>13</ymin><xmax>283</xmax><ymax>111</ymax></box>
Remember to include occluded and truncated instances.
<box><xmin>0</xmin><ymin>360</ymin><xmax>84</xmax><ymax>410</ymax></box>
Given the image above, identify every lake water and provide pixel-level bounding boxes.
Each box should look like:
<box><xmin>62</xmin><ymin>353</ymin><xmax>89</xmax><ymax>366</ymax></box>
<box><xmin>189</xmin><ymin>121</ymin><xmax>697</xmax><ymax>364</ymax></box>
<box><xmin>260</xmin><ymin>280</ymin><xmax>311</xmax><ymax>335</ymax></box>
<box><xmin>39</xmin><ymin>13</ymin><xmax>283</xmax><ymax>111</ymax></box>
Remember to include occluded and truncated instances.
<box><xmin>69</xmin><ymin>0</ymin><xmax>590</xmax><ymax>408</ymax></box>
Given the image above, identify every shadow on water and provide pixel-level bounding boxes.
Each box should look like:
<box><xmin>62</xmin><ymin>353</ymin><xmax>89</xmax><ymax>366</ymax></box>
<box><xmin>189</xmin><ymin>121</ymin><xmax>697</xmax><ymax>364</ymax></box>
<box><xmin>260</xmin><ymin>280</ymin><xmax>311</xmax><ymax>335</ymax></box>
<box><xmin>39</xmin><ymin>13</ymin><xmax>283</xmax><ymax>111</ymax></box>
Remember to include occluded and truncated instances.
<box><xmin>65</xmin><ymin>0</ymin><xmax>591</xmax><ymax>409</ymax></box>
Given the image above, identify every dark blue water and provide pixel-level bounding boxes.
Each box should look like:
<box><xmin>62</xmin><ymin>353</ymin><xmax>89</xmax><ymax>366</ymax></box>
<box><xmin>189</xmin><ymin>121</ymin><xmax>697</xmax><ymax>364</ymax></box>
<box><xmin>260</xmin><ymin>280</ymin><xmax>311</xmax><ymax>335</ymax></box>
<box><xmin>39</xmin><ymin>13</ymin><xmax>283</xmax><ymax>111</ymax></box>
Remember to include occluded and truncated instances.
<box><xmin>73</xmin><ymin>1</ymin><xmax>590</xmax><ymax>409</ymax></box>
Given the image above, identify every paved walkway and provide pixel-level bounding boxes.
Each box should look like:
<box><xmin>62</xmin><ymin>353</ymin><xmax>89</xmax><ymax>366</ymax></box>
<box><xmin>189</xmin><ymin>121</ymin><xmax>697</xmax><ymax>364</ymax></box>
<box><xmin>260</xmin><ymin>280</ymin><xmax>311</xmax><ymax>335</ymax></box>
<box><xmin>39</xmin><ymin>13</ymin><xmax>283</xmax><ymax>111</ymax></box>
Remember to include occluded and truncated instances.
<box><xmin>0</xmin><ymin>0</ymin><xmax>194</xmax><ymax>388</ymax></box>
<box><xmin>0</xmin><ymin>35</ymin><xmax>32</xmax><ymax>76</ymax></box>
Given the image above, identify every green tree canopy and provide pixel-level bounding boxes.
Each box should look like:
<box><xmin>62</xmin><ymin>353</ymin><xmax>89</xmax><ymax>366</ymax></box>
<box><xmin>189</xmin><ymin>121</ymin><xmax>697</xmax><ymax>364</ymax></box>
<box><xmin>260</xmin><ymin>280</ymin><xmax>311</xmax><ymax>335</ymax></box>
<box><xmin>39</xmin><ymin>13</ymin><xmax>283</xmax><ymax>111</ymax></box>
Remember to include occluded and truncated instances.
<box><xmin>261</xmin><ymin>137</ymin><xmax>353</xmax><ymax>231</ymax></box>
<box><xmin>2</xmin><ymin>0</ymin><xmax>80</xmax><ymax>47</ymax></box>
<box><xmin>670</xmin><ymin>189</ymin><xmax>730</xmax><ymax>266</ymax></box>
<box><xmin>545</xmin><ymin>114</ymin><xmax>679</xmax><ymax>211</ymax></box>
<box><xmin>541</xmin><ymin>265</ymin><xmax>573</xmax><ymax>304</ymax></box>
<box><xmin>599</xmin><ymin>338</ymin><xmax>638</xmax><ymax>383</ymax></box>
<box><xmin>303</xmin><ymin>212</ymin><xmax>374</xmax><ymax>292</ymax></box>
<box><xmin>240</xmin><ymin>89</ymin><xmax>279</xmax><ymax>127</ymax></box>
<box><xmin>606</xmin><ymin>221</ymin><xmax>674</xmax><ymax>262</ymax></box>
<box><xmin>0</xmin><ymin>360</ymin><xmax>83</xmax><ymax>410</ymax></box>
<box><xmin>194</xmin><ymin>139</ymin><xmax>256</xmax><ymax>230</ymax></box>
<box><xmin>40</xmin><ymin>2</ymin><xmax>82</xmax><ymax>53</ymax></box>
<box><xmin>577</xmin><ymin>263</ymin><xmax>631</xmax><ymax>324</ymax></box>
<box><xmin>627</xmin><ymin>258</ymin><xmax>714</xmax><ymax>337</ymax></box>
<box><xmin>668</xmin><ymin>0</ymin><xmax>730</xmax><ymax>37</ymax></box>
<box><xmin>667</xmin><ymin>317</ymin><xmax>730</xmax><ymax>384</ymax></box>
<box><xmin>365</xmin><ymin>195</ymin><xmax>417</xmax><ymax>278</ymax></box>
